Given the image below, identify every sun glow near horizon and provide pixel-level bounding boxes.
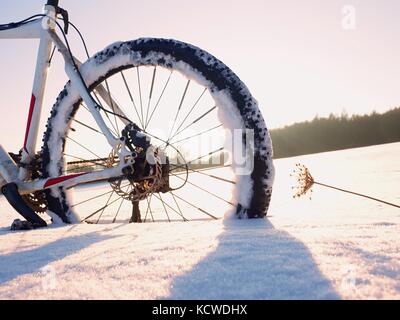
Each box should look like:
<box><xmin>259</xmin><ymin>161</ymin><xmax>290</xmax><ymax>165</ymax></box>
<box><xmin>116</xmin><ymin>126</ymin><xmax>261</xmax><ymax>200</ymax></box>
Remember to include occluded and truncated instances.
<box><xmin>0</xmin><ymin>0</ymin><xmax>399</xmax><ymax>152</ymax></box>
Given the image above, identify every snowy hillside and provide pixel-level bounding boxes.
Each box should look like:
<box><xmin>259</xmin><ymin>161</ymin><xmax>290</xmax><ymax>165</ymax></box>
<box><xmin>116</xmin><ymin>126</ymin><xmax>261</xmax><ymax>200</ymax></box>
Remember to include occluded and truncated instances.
<box><xmin>1</xmin><ymin>142</ymin><xmax>400</xmax><ymax>299</ymax></box>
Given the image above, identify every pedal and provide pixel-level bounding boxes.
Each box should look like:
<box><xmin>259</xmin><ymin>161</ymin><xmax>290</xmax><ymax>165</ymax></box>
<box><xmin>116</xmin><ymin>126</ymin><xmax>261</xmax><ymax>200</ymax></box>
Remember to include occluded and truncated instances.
<box><xmin>2</xmin><ymin>182</ymin><xmax>47</xmax><ymax>228</ymax></box>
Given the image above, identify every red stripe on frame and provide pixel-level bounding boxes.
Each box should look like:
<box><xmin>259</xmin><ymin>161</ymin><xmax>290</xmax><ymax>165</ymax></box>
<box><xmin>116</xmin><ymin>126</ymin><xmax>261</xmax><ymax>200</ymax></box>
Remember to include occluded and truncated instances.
<box><xmin>23</xmin><ymin>94</ymin><xmax>36</xmax><ymax>154</ymax></box>
<box><xmin>44</xmin><ymin>173</ymin><xmax>87</xmax><ymax>188</ymax></box>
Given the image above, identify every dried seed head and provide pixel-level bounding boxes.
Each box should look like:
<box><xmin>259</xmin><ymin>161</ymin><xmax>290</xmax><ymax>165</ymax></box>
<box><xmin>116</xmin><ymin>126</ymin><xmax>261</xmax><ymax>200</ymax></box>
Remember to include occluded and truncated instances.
<box><xmin>290</xmin><ymin>163</ymin><xmax>315</xmax><ymax>198</ymax></box>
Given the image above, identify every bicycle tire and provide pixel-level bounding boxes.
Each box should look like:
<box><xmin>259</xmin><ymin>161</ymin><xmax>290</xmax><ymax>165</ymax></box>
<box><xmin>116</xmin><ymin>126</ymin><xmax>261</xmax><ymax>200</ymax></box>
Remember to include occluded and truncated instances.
<box><xmin>40</xmin><ymin>38</ymin><xmax>275</xmax><ymax>223</ymax></box>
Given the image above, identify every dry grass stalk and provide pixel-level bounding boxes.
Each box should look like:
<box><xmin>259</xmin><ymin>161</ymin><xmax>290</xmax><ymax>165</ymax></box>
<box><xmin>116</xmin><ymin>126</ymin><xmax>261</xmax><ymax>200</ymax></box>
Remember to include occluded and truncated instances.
<box><xmin>291</xmin><ymin>163</ymin><xmax>400</xmax><ymax>209</ymax></box>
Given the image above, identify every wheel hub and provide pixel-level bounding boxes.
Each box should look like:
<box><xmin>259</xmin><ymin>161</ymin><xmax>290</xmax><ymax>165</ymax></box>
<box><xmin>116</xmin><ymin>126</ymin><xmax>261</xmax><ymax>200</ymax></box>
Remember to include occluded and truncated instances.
<box><xmin>109</xmin><ymin>123</ymin><xmax>171</xmax><ymax>202</ymax></box>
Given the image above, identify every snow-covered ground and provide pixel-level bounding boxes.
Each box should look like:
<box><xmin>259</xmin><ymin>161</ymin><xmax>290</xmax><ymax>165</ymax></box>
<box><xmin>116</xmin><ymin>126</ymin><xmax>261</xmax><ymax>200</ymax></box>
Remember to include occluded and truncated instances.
<box><xmin>1</xmin><ymin>142</ymin><xmax>399</xmax><ymax>299</ymax></box>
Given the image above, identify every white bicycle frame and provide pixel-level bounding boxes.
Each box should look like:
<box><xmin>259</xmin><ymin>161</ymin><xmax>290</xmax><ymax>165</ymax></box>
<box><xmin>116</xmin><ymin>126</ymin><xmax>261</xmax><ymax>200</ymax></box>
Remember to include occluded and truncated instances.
<box><xmin>0</xmin><ymin>3</ymin><xmax>132</xmax><ymax>195</ymax></box>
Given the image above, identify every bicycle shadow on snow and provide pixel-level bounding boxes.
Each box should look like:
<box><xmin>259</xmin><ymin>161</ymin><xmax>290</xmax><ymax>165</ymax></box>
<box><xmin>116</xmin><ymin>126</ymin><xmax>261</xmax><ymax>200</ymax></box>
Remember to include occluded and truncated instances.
<box><xmin>166</xmin><ymin>218</ymin><xmax>339</xmax><ymax>299</ymax></box>
<box><xmin>0</xmin><ymin>231</ymin><xmax>114</xmax><ymax>286</ymax></box>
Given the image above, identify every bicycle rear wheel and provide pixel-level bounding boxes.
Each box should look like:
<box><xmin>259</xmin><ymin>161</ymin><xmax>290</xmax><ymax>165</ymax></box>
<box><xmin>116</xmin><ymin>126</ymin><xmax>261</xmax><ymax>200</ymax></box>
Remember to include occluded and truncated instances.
<box><xmin>41</xmin><ymin>38</ymin><xmax>275</xmax><ymax>224</ymax></box>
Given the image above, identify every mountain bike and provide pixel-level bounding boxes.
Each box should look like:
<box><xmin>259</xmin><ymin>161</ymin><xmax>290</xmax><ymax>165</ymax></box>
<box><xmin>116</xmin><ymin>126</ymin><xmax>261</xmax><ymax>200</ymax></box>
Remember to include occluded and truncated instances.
<box><xmin>0</xmin><ymin>0</ymin><xmax>275</xmax><ymax>229</ymax></box>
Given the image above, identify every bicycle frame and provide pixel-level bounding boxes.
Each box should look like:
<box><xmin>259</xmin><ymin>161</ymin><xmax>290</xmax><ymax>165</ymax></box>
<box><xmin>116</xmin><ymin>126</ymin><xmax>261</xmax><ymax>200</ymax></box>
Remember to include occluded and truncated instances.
<box><xmin>0</xmin><ymin>3</ymin><xmax>131</xmax><ymax>195</ymax></box>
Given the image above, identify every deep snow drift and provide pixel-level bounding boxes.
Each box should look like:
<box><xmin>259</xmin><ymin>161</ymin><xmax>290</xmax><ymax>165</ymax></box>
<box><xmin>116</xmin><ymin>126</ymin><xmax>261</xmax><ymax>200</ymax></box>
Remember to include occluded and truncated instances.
<box><xmin>0</xmin><ymin>142</ymin><xmax>399</xmax><ymax>299</ymax></box>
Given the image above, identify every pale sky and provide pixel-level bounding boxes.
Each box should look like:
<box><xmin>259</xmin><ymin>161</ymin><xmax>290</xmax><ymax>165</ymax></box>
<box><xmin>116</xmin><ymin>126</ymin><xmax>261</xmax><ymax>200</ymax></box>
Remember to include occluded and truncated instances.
<box><xmin>0</xmin><ymin>0</ymin><xmax>399</xmax><ymax>152</ymax></box>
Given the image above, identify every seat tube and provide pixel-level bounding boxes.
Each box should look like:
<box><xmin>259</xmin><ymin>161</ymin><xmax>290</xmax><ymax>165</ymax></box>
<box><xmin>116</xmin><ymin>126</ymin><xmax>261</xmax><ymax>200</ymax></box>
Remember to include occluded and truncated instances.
<box><xmin>19</xmin><ymin>6</ymin><xmax>55</xmax><ymax>180</ymax></box>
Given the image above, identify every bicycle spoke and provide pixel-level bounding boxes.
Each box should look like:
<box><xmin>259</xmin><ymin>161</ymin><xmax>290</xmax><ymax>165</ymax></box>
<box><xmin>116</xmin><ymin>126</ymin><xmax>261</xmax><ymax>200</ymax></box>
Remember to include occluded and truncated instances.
<box><xmin>145</xmin><ymin>70</ymin><xmax>173</xmax><ymax>130</ymax></box>
<box><xmin>171</xmin><ymin>164</ymin><xmax>236</xmax><ymax>185</ymax></box>
<box><xmin>79</xmin><ymin>101</ymin><xmax>118</xmax><ymax>137</ymax></box>
<box><xmin>143</xmin><ymin>194</ymin><xmax>154</xmax><ymax>222</ymax></box>
<box><xmin>72</xmin><ymin>190</ymin><xmax>114</xmax><ymax>208</ymax></box>
<box><xmin>71</xmin><ymin>182</ymin><xmax>130</xmax><ymax>208</ymax></box>
<box><xmin>144</xmin><ymin>67</ymin><xmax>156</xmax><ymax>126</ymax></box>
<box><xmin>172</xmin><ymin>163</ymin><xmax>232</xmax><ymax>175</ymax></box>
<box><xmin>170</xmin><ymin>88</ymin><xmax>207</xmax><ymax>139</ymax></box>
<box><xmin>167</xmin><ymin>79</ymin><xmax>191</xmax><ymax>142</ymax></box>
<box><xmin>104</xmin><ymin>79</ymin><xmax>120</xmax><ymax>134</ymax></box>
<box><xmin>170</xmin><ymin>105</ymin><xmax>217</xmax><ymax>141</ymax></box>
<box><xmin>112</xmin><ymin>184</ymin><xmax>131</xmax><ymax>223</ymax></box>
<box><xmin>80</xmin><ymin>195</ymin><xmax>122</xmax><ymax>222</ymax></box>
<box><xmin>96</xmin><ymin>190</ymin><xmax>115</xmax><ymax>223</ymax></box>
<box><xmin>170</xmin><ymin>124</ymin><xmax>222</xmax><ymax>145</ymax></box>
<box><xmin>79</xmin><ymin>102</ymin><xmax>90</xmax><ymax>112</ymax></box>
<box><xmin>158</xmin><ymin>193</ymin><xmax>171</xmax><ymax>222</ymax></box>
<box><xmin>186</xmin><ymin>168</ymin><xmax>236</xmax><ymax>185</ymax></box>
<box><xmin>137</xmin><ymin>67</ymin><xmax>144</xmax><ymax>127</ymax></box>
<box><xmin>112</xmin><ymin>197</ymin><xmax>125</xmax><ymax>223</ymax></box>
<box><xmin>66</xmin><ymin>136</ymin><xmax>103</xmax><ymax>160</ymax></box>
<box><xmin>81</xmin><ymin>206</ymin><xmax>107</xmax><ymax>223</ymax></box>
<box><xmin>170</xmin><ymin>191</ymin><xmax>187</xmax><ymax>221</ymax></box>
<box><xmin>171</xmin><ymin>193</ymin><xmax>218</xmax><ymax>220</ymax></box>
<box><xmin>170</xmin><ymin>147</ymin><xmax>224</xmax><ymax>171</ymax></box>
<box><xmin>72</xmin><ymin>118</ymin><xmax>105</xmax><ymax>136</ymax></box>
<box><xmin>90</xmin><ymin>93</ymin><xmax>119</xmax><ymax>136</ymax></box>
<box><xmin>171</xmin><ymin>173</ymin><xmax>235</xmax><ymax>206</ymax></box>
<box><xmin>120</xmin><ymin>70</ymin><xmax>142</xmax><ymax>127</ymax></box>
<box><xmin>152</xmin><ymin>193</ymin><xmax>188</xmax><ymax>221</ymax></box>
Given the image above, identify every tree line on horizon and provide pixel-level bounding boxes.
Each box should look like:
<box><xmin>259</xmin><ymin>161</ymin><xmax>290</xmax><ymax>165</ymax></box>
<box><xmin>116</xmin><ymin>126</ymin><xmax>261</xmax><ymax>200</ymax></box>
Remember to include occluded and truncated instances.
<box><xmin>270</xmin><ymin>107</ymin><xmax>400</xmax><ymax>159</ymax></box>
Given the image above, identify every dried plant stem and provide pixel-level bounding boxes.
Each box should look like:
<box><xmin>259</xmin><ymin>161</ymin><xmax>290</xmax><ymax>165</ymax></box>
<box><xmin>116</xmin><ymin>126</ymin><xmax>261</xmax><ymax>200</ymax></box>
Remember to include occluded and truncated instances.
<box><xmin>292</xmin><ymin>163</ymin><xmax>400</xmax><ymax>209</ymax></box>
<box><xmin>314</xmin><ymin>181</ymin><xmax>400</xmax><ymax>209</ymax></box>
